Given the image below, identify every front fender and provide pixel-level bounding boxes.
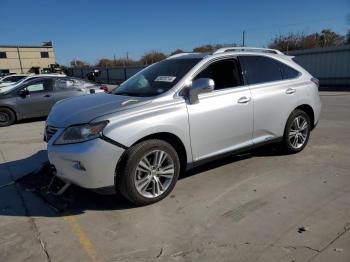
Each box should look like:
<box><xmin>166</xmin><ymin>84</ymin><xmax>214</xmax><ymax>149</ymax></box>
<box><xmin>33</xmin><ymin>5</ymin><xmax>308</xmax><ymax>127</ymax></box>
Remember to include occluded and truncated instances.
<box><xmin>100</xmin><ymin>100</ymin><xmax>193</xmax><ymax>163</ymax></box>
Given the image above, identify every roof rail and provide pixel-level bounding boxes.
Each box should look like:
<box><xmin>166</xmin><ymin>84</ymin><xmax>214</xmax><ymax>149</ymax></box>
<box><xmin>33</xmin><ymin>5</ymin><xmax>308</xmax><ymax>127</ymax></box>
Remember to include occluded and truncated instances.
<box><xmin>213</xmin><ymin>47</ymin><xmax>284</xmax><ymax>55</ymax></box>
<box><xmin>166</xmin><ymin>52</ymin><xmax>193</xmax><ymax>59</ymax></box>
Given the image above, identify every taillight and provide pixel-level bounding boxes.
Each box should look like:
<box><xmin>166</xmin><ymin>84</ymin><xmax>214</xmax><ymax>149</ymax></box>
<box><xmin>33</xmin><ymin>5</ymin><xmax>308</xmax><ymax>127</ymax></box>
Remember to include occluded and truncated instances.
<box><xmin>100</xmin><ymin>85</ymin><xmax>108</xmax><ymax>93</ymax></box>
<box><xmin>311</xmin><ymin>77</ymin><xmax>319</xmax><ymax>88</ymax></box>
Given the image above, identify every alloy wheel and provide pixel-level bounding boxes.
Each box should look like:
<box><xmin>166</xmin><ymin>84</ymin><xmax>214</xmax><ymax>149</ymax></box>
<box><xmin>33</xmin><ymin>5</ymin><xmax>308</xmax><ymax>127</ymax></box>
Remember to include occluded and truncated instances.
<box><xmin>134</xmin><ymin>150</ymin><xmax>175</xmax><ymax>198</ymax></box>
<box><xmin>289</xmin><ymin>115</ymin><xmax>309</xmax><ymax>149</ymax></box>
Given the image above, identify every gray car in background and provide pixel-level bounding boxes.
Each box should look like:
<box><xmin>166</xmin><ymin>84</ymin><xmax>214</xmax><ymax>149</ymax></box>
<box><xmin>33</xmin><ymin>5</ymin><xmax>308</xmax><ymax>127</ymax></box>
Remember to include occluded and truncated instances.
<box><xmin>0</xmin><ymin>76</ymin><xmax>103</xmax><ymax>126</ymax></box>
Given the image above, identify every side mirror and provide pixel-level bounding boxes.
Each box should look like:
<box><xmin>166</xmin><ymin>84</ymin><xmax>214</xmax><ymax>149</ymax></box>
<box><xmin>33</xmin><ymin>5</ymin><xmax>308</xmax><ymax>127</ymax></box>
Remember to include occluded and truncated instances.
<box><xmin>18</xmin><ymin>89</ymin><xmax>29</xmax><ymax>97</ymax></box>
<box><xmin>189</xmin><ymin>78</ymin><xmax>215</xmax><ymax>104</ymax></box>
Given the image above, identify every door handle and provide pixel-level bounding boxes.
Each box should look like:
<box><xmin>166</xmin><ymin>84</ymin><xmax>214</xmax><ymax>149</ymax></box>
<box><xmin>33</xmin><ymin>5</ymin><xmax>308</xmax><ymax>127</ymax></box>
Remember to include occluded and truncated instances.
<box><xmin>237</xmin><ymin>96</ymin><xmax>251</xmax><ymax>104</ymax></box>
<box><xmin>43</xmin><ymin>94</ymin><xmax>51</xmax><ymax>97</ymax></box>
<box><xmin>285</xmin><ymin>88</ymin><xmax>296</xmax><ymax>94</ymax></box>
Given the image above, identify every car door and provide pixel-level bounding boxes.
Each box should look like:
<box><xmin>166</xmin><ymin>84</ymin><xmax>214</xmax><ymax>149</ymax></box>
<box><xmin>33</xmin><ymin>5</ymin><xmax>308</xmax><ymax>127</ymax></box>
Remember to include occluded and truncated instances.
<box><xmin>53</xmin><ymin>78</ymin><xmax>88</xmax><ymax>103</ymax></box>
<box><xmin>239</xmin><ymin>55</ymin><xmax>301</xmax><ymax>144</ymax></box>
<box><xmin>186</xmin><ymin>58</ymin><xmax>253</xmax><ymax>162</ymax></box>
<box><xmin>16</xmin><ymin>78</ymin><xmax>54</xmax><ymax>118</ymax></box>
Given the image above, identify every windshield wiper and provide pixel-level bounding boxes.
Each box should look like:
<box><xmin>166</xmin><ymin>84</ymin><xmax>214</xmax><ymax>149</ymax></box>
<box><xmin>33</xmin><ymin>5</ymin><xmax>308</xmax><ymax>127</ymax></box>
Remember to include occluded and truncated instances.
<box><xmin>114</xmin><ymin>92</ymin><xmax>135</xmax><ymax>96</ymax></box>
<box><xmin>114</xmin><ymin>92</ymin><xmax>148</xmax><ymax>97</ymax></box>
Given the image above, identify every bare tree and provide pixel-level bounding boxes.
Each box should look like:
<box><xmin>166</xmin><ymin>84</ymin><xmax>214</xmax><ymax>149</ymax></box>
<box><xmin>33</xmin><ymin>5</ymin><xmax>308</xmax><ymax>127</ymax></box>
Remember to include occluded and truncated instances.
<box><xmin>192</xmin><ymin>44</ymin><xmax>237</xmax><ymax>53</ymax></box>
<box><xmin>269</xmin><ymin>29</ymin><xmax>346</xmax><ymax>51</ymax></box>
<box><xmin>319</xmin><ymin>29</ymin><xmax>344</xmax><ymax>47</ymax></box>
<box><xmin>95</xmin><ymin>58</ymin><xmax>136</xmax><ymax>67</ymax></box>
<box><xmin>170</xmin><ymin>49</ymin><xmax>185</xmax><ymax>56</ymax></box>
<box><xmin>140</xmin><ymin>51</ymin><xmax>167</xmax><ymax>65</ymax></box>
<box><xmin>69</xmin><ymin>59</ymin><xmax>90</xmax><ymax>68</ymax></box>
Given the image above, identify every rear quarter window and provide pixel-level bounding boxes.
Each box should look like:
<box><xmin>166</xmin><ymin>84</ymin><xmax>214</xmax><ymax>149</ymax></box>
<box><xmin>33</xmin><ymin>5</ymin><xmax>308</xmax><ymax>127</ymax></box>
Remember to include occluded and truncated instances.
<box><xmin>274</xmin><ymin>60</ymin><xmax>300</xmax><ymax>79</ymax></box>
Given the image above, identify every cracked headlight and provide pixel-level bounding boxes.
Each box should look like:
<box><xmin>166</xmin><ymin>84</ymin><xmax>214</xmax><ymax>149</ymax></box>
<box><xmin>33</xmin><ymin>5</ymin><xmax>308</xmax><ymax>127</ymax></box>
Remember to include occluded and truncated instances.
<box><xmin>54</xmin><ymin>121</ymin><xmax>108</xmax><ymax>145</ymax></box>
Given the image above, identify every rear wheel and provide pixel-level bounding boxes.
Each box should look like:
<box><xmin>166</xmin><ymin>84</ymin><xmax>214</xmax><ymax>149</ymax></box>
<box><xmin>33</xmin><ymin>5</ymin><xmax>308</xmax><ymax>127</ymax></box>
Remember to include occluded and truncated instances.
<box><xmin>0</xmin><ymin>108</ymin><xmax>16</xmax><ymax>127</ymax></box>
<box><xmin>281</xmin><ymin>109</ymin><xmax>311</xmax><ymax>153</ymax></box>
<box><xmin>117</xmin><ymin>139</ymin><xmax>180</xmax><ymax>205</ymax></box>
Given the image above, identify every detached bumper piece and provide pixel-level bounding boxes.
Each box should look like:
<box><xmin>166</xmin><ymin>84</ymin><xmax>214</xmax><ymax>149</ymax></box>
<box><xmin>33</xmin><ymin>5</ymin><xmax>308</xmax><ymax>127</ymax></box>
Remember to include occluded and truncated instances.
<box><xmin>17</xmin><ymin>162</ymin><xmax>73</xmax><ymax>212</ymax></box>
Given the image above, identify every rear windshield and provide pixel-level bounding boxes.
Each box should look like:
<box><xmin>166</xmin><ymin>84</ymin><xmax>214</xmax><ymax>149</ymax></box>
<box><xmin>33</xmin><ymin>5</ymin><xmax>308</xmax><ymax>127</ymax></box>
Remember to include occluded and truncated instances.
<box><xmin>113</xmin><ymin>58</ymin><xmax>201</xmax><ymax>97</ymax></box>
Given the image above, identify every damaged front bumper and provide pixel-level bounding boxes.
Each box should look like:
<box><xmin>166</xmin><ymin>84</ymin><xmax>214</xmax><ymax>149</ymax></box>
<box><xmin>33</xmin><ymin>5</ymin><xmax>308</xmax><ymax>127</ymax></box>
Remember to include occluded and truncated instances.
<box><xmin>47</xmin><ymin>137</ymin><xmax>125</xmax><ymax>192</ymax></box>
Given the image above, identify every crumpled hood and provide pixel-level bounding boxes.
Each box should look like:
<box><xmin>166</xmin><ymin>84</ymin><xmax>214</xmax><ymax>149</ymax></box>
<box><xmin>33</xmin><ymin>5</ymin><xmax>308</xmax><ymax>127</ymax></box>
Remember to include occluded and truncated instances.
<box><xmin>47</xmin><ymin>93</ymin><xmax>151</xmax><ymax>127</ymax></box>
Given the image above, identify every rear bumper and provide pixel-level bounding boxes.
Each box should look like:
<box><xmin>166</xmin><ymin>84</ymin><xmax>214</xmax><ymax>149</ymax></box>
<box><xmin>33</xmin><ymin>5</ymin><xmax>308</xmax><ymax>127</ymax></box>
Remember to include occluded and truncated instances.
<box><xmin>314</xmin><ymin>98</ymin><xmax>322</xmax><ymax>128</ymax></box>
<box><xmin>48</xmin><ymin>138</ymin><xmax>125</xmax><ymax>189</ymax></box>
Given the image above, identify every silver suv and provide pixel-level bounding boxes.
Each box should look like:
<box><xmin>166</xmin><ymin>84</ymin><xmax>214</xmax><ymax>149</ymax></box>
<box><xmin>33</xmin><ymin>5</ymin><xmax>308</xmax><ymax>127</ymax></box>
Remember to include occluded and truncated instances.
<box><xmin>46</xmin><ymin>47</ymin><xmax>321</xmax><ymax>205</ymax></box>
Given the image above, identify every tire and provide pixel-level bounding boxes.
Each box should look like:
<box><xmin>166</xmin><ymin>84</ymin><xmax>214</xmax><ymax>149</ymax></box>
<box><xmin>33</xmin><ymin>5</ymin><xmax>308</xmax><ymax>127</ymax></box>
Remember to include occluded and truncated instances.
<box><xmin>0</xmin><ymin>108</ymin><xmax>16</xmax><ymax>127</ymax></box>
<box><xmin>116</xmin><ymin>139</ymin><xmax>180</xmax><ymax>206</ymax></box>
<box><xmin>281</xmin><ymin>109</ymin><xmax>311</xmax><ymax>154</ymax></box>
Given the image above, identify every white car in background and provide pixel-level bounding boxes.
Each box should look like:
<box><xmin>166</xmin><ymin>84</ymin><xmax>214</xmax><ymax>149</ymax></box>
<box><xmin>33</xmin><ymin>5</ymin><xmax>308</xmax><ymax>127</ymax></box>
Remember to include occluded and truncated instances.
<box><xmin>0</xmin><ymin>74</ymin><xmax>30</xmax><ymax>88</ymax></box>
<box><xmin>0</xmin><ymin>74</ymin><xmax>66</xmax><ymax>90</ymax></box>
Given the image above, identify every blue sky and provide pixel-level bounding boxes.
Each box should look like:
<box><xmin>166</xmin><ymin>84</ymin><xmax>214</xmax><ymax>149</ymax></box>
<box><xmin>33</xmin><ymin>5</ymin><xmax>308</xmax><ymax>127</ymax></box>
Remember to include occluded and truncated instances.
<box><xmin>1</xmin><ymin>0</ymin><xmax>349</xmax><ymax>65</ymax></box>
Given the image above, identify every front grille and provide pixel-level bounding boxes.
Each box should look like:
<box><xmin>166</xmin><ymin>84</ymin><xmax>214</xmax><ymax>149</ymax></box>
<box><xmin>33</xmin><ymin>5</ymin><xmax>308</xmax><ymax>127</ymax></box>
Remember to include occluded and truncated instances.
<box><xmin>46</xmin><ymin>125</ymin><xmax>58</xmax><ymax>142</ymax></box>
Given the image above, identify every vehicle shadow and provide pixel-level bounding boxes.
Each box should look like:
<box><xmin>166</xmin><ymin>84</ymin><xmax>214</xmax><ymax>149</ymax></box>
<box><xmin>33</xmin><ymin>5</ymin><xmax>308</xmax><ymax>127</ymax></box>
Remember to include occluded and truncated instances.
<box><xmin>319</xmin><ymin>86</ymin><xmax>350</xmax><ymax>92</ymax></box>
<box><xmin>0</xmin><ymin>144</ymin><xmax>284</xmax><ymax>218</ymax></box>
<box><xmin>16</xmin><ymin>116</ymin><xmax>47</xmax><ymax>124</ymax></box>
<box><xmin>182</xmin><ymin>144</ymin><xmax>283</xmax><ymax>180</ymax></box>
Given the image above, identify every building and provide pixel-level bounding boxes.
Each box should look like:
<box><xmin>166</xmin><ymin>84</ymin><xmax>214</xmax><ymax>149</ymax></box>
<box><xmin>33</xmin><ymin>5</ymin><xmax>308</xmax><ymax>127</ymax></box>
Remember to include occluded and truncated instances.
<box><xmin>0</xmin><ymin>42</ymin><xmax>56</xmax><ymax>74</ymax></box>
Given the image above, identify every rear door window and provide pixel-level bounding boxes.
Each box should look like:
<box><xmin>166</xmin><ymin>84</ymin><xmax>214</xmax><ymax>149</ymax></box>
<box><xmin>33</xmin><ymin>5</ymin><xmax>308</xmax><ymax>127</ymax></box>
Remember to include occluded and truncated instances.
<box><xmin>239</xmin><ymin>56</ymin><xmax>283</xmax><ymax>85</ymax></box>
<box><xmin>56</xmin><ymin>78</ymin><xmax>82</xmax><ymax>90</ymax></box>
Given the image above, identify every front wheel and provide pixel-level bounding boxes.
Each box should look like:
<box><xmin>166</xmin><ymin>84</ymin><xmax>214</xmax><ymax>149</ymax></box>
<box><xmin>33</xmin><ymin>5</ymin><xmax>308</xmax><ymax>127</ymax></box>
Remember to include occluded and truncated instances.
<box><xmin>281</xmin><ymin>109</ymin><xmax>311</xmax><ymax>154</ymax></box>
<box><xmin>117</xmin><ymin>139</ymin><xmax>180</xmax><ymax>205</ymax></box>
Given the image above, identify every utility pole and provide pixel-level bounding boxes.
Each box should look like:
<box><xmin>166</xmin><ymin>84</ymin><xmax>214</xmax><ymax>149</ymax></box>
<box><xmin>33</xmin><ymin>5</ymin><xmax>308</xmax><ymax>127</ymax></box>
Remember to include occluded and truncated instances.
<box><xmin>113</xmin><ymin>54</ymin><xmax>116</xmax><ymax>65</ymax></box>
<box><xmin>17</xmin><ymin>46</ymin><xmax>23</xmax><ymax>73</ymax></box>
<box><xmin>242</xmin><ymin>30</ymin><xmax>246</xmax><ymax>47</ymax></box>
<box><xmin>126</xmin><ymin>52</ymin><xmax>129</xmax><ymax>65</ymax></box>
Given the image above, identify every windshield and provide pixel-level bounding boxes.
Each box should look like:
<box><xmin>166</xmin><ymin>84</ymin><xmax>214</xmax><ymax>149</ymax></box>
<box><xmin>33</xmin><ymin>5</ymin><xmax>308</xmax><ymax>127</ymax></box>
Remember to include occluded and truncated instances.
<box><xmin>113</xmin><ymin>58</ymin><xmax>201</xmax><ymax>97</ymax></box>
<box><xmin>0</xmin><ymin>85</ymin><xmax>18</xmax><ymax>94</ymax></box>
<box><xmin>0</xmin><ymin>76</ymin><xmax>37</xmax><ymax>94</ymax></box>
<box><xmin>0</xmin><ymin>78</ymin><xmax>26</xmax><ymax>93</ymax></box>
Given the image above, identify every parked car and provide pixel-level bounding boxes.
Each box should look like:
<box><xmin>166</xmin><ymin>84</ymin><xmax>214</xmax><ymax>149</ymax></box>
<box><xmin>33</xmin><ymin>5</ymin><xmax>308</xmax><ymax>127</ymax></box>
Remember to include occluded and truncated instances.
<box><xmin>0</xmin><ymin>74</ymin><xmax>67</xmax><ymax>90</ymax></box>
<box><xmin>45</xmin><ymin>47</ymin><xmax>321</xmax><ymax>205</ymax></box>
<box><xmin>0</xmin><ymin>76</ymin><xmax>103</xmax><ymax>126</ymax></box>
<box><xmin>0</xmin><ymin>74</ymin><xmax>30</xmax><ymax>88</ymax></box>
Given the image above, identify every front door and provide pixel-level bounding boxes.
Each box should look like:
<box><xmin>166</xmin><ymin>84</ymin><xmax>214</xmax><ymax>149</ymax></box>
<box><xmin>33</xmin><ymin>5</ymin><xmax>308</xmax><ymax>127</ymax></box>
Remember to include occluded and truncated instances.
<box><xmin>186</xmin><ymin>58</ymin><xmax>253</xmax><ymax>162</ymax></box>
<box><xmin>16</xmin><ymin>79</ymin><xmax>54</xmax><ymax>118</ymax></box>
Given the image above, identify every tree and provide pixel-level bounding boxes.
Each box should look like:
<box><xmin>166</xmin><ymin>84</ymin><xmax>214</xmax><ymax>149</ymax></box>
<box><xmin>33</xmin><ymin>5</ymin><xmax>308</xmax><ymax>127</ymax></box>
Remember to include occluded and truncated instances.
<box><xmin>170</xmin><ymin>49</ymin><xmax>185</xmax><ymax>56</ymax></box>
<box><xmin>95</xmin><ymin>58</ymin><xmax>115</xmax><ymax>67</ymax></box>
<box><xmin>95</xmin><ymin>58</ymin><xmax>137</xmax><ymax>67</ymax></box>
<box><xmin>318</xmin><ymin>29</ymin><xmax>344</xmax><ymax>47</ymax></box>
<box><xmin>192</xmin><ymin>44</ymin><xmax>237</xmax><ymax>53</ymax></box>
<box><xmin>346</xmin><ymin>31</ymin><xmax>350</xmax><ymax>44</ymax></box>
<box><xmin>193</xmin><ymin>45</ymin><xmax>216</xmax><ymax>53</ymax></box>
<box><xmin>140</xmin><ymin>51</ymin><xmax>167</xmax><ymax>65</ymax></box>
<box><xmin>69</xmin><ymin>59</ymin><xmax>90</xmax><ymax>68</ymax></box>
<box><xmin>268</xmin><ymin>29</ymin><xmax>346</xmax><ymax>52</ymax></box>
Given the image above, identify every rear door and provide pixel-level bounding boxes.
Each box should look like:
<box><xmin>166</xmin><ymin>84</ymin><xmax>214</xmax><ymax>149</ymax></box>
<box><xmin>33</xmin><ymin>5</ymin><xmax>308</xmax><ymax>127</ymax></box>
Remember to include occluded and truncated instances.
<box><xmin>16</xmin><ymin>78</ymin><xmax>54</xmax><ymax>118</ymax></box>
<box><xmin>239</xmin><ymin>55</ymin><xmax>301</xmax><ymax>144</ymax></box>
<box><xmin>53</xmin><ymin>78</ymin><xmax>88</xmax><ymax>102</ymax></box>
